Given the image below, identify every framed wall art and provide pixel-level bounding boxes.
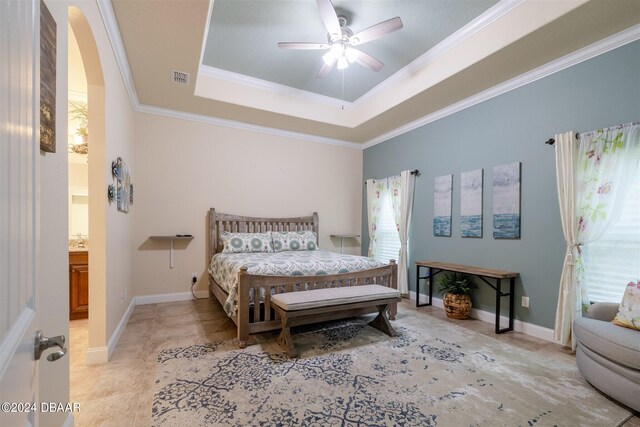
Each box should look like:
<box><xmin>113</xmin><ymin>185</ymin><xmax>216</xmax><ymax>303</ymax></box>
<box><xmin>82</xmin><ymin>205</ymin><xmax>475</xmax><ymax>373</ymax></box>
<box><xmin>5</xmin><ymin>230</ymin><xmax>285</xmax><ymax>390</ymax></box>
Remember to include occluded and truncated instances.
<box><xmin>433</xmin><ymin>174</ymin><xmax>452</xmax><ymax>237</ymax></box>
<box><xmin>493</xmin><ymin>162</ymin><xmax>521</xmax><ymax>239</ymax></box>
<box><xmin>461</xmin><ymin>168</ymin><xmax>483</xmax><ymax>238</ymax></box>
<box><xmin>40</xmin><ymin>0</ymin><xmax>56</xmax><ymax>153</ymax></box>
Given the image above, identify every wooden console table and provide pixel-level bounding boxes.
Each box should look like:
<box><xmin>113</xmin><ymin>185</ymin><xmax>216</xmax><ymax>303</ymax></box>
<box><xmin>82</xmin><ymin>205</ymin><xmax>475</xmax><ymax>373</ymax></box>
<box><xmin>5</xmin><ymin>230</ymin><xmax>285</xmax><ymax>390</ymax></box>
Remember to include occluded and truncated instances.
<box><xmin>415</xmin><ymin>261</ymin><xmax>518</xmax><ymax>334</ymax></box>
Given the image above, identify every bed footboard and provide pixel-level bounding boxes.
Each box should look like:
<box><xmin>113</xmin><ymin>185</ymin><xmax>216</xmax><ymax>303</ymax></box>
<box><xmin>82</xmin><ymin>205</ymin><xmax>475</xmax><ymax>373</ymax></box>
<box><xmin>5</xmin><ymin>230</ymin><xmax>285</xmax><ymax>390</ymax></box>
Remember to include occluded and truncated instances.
<box><xmin>236</xmin><ymin>260</ymin><xmax>397</xmax><ymax>348</ymax></box>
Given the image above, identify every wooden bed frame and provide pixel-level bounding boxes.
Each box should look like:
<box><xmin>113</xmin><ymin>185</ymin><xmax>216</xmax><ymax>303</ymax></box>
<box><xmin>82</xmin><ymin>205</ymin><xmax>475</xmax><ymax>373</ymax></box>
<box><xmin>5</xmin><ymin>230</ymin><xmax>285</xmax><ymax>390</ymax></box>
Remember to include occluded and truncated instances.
<box><xmin>207</xmin><ymin>208</ymin><xmax>398</xmax><ymax>348</ymax></box>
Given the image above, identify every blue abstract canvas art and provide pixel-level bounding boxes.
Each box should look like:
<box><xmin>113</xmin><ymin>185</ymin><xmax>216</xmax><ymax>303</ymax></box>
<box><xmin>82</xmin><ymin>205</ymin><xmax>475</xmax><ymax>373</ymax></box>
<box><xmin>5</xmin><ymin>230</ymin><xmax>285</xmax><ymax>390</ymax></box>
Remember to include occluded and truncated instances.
<box><xmin>433</xmin><ymin>175</ymin><xmax>452</xmax><ymax>236</ymax></box>
<box><xmin>461</xmin><ymin>169</ymin><xmax>483</xmax><ymax>238</ymax></box>
<box><xmin>493</xmin><ymin>162</ymin><xmax>521</xmax><ymax>239</ymax></box>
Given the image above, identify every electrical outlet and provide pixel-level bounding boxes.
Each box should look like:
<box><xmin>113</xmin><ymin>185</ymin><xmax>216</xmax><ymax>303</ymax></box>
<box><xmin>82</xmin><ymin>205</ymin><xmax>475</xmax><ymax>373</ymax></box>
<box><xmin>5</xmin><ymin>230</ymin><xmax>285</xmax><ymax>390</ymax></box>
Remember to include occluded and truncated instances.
<box><xmin>521</xmin><ymin>296</ymin><xmax>529</xmax><ymax>308</ymax></box>
<box><xmin>191</xmin><ymin>273</ymin><xmax>198</xmax><ymax>285</ymax></box>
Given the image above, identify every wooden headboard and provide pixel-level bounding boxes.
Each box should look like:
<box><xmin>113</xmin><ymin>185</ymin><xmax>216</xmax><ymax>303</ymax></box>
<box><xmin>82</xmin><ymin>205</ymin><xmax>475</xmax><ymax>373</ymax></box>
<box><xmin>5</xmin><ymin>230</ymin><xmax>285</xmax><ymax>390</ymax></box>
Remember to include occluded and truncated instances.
<box><xmin>208</xmin><ymin>209</ymin><xmax>319</xmax><ymax>261</ymax></box>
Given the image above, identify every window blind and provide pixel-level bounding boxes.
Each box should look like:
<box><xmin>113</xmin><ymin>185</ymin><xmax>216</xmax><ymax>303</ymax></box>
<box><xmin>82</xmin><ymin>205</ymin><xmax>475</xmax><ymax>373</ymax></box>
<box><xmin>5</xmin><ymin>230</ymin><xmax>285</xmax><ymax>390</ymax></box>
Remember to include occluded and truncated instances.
<box><xmin>375</xmin><ymin>192</ymin><xmax>401</xmax><ymax>264</ymax></box>
<box><xmin>583</xmin><ymin>171</ymin><xmax>640</xmax><ymax>303</ymax></box>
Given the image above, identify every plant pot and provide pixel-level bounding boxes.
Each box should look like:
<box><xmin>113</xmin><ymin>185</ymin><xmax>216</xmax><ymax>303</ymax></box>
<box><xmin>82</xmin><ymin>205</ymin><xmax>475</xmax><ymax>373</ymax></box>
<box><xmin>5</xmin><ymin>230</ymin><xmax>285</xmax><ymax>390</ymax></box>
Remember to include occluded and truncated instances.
<box><xmin>443</xmin><ymin>293</ymin><xmax>472</xmax><ymax>319</ymax></box>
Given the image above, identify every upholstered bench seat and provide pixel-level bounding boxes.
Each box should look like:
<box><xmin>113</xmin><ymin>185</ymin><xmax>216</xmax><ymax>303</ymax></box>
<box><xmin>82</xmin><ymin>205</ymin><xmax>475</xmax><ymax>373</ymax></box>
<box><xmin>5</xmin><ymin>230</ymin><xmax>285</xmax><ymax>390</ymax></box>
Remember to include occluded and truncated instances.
<box><xmin>271</xmin><ymin>284</ymin><xmax>400</xmax><ymax>311</ymax></box>
<box><xmin>271</xmin><ymin>284</ymin><xmax>401</xmax><ymax>357</ymax></box>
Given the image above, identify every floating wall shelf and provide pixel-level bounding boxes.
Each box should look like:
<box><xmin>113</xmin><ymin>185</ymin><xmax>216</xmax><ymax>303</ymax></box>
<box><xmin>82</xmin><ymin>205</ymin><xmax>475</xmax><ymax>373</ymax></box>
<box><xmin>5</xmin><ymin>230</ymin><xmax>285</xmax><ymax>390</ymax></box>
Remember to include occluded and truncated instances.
<box><xmin>150</xmin><ymin>235</ymin><xmax>193</xmax><ymax>268</ymax></box>
<box><xmin>330</xmin><ymin>234</ymin><xmax>360</xmax><ymax>254</ymax></box>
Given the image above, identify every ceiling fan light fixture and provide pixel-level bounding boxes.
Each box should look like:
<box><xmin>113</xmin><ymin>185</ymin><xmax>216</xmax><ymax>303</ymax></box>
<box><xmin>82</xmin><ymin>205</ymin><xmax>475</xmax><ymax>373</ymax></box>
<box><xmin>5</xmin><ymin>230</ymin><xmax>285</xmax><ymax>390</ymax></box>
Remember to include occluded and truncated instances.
<box><xmin>322</xmin><ymin>50</ymin><xmax>336</xmax><ymax>66</ymax></box>
<box><xmin>336</xmin><ymin>55</ymin><xmax>349</xmax><ymax>70</ymax></box>
<box><xmin>278</xmin><ymin>0</ymin><xmax>403</xmax><ymax>78</ymax></box>
<box><xmin>344</xmin><ymin>47</ymin><xmax>357</xmax><ymax>63</ymax></box>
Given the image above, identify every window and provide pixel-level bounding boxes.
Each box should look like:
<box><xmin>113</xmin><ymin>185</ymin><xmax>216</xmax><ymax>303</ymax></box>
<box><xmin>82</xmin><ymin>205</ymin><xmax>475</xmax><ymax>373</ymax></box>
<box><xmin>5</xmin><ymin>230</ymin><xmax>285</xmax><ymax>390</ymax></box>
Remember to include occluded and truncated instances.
<box><xmin>374</xmin><ymin>191</ymin><xmax>401</xmax><ymax>264</ymax></box>
<box><xmin>583</xmin><ymin>170</ymin><xmax>640</xmax><ymax>303</ymax></box>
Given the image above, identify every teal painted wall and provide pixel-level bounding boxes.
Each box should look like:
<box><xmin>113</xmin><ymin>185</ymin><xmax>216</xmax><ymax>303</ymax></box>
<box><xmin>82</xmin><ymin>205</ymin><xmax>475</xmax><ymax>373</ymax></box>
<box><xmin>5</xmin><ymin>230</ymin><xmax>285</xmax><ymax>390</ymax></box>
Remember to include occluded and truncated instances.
<box><xmin>362</xmin><ymin>41</ymin><xmax>640</xmax><ymax>329</ymax></box>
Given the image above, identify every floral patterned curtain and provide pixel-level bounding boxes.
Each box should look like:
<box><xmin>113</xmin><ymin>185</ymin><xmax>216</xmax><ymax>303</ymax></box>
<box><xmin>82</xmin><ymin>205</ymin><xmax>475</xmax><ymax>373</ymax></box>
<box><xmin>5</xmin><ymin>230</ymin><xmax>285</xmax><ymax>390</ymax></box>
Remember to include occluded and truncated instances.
<box><xmin>366</xmin><ymin>178</ymin><xmax>387</xmax><ymax>258</ymax></box>
<box><xmin>389</xmin><ymin>172</ymin><xmax>416</xmax><ymax>295</ymax></box>
<box><xmin>554</xmin><ymin>123</ymin><xmax>640</xmax><ymax>348</ymax></box>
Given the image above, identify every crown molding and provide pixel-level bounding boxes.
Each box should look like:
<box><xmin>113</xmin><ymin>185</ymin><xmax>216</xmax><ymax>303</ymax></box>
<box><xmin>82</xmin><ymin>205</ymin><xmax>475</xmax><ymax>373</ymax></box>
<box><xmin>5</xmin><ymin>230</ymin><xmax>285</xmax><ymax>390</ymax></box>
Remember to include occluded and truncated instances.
<box><xmin>198</xmin><ymin>65</ymin><xmax>354</xmax><ymax>110</ymax></box>
<box><xmin>96</xmin><ymin>0</ymin><xmax>140</xmax><ymax>109</ymax></box>
<box><xmin>135</xmin><ymin>103</ymin><xmax>362</xmax><ymax>149</ymax></box>
<box><xmin>97</xmin><ymin>0</ymin><xmax>638</xmax><ymax>152</ymax></box>
<box><xmin>195</xmin><ymin>0</ymin><xmax>525</xmax><ymax>110</ymax></box>
<box><xmin>362</xmin><ymin>24</ymin><xmax>640</xmax><ymax>149</ymax></box>
<box><xmin>97</xmin><ymin>0</ymin><xmax>360</xmax><ymax>148</ymax></box>
<box><xmin>354</xmin><ymin>0</ymin><xmax>526</xmax><ymax>107</ymax></box>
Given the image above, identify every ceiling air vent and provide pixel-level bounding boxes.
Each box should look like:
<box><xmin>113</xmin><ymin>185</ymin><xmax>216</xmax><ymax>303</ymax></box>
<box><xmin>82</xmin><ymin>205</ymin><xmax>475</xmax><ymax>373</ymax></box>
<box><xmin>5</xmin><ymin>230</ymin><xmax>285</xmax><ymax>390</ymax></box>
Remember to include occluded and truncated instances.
<box><xmin>171</xmin><ymin>70</ymin><xmax>189</xmax><ymax>85</ymax></box>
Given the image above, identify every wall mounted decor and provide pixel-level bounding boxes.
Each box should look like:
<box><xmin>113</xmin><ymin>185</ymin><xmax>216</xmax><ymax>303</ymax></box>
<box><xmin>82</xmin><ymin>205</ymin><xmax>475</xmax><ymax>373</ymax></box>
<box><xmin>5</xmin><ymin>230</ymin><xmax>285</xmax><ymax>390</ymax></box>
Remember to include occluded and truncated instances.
<box><xmin>39</xmin><ymin>0</ymin><xmax>56</xmax><ymax>153</ymax></box>
<box><xmin>461</xmin><ymin>169</ymin><xmax>483</xmax><ymax>238</ymax></box>
<box><xmin>493</xmin><ymin>162</ymin><xmax>521</xmax><ymax>239</ymax></box>
<box><xmin>433</xmin><ymin>174</ymin><xmax>452</xmax><ymax>237</ymax></box>
<box><xmin>110</xmin><ymin>157</ymin><xmax>132</xmax><ymax>213</ymax></box>
<box><xmin>107</xmin><ymin>184</ymin><xmax>116</xmax><ymax>204</ymax></box>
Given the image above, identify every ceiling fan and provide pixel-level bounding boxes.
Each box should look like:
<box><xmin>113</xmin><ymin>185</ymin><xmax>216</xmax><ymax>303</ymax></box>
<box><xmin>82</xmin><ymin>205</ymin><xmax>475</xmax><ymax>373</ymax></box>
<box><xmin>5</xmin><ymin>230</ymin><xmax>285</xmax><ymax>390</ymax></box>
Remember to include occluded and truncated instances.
<box><xmin>278</xmin><ymin>0</ymin><xmax>403</xmax><ymax>78</ymax></box>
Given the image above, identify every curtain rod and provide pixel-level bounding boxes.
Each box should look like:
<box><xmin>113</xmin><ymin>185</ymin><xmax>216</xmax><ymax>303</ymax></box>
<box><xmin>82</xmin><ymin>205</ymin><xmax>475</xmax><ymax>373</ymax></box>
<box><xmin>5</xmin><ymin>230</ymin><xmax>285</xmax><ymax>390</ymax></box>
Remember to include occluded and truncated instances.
<box><xmin>364</xmin><ymin>169</ymin><xmax>420</xmax><ymax>185</ymax></box>
<box><xmin>545</xmin><ymin>134</ymin><xmax>579</xmax><ymax>146</ymax></box>
<box><xmin>545</xmin><ymin>121</ymin><xmax>639</xmax><ymax>146</ymax></box>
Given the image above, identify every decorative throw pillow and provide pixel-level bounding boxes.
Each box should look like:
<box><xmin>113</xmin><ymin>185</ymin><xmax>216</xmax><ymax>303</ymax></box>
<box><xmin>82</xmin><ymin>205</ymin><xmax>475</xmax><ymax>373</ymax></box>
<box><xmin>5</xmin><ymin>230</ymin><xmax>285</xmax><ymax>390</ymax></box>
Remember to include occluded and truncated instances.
<box><xmin>612</xmin><ymin>280</ymin><xmax>640</xmax><ymax>330</ymax></box>
<box><xmin>221</xmin><ymin>232</ymin><xmax>273</xmax><ymax>253</ymax></box>
<box><xmin>271</xmin><ymin>231</ymin><xmax>318</xmax><ymax>252</ymax></box>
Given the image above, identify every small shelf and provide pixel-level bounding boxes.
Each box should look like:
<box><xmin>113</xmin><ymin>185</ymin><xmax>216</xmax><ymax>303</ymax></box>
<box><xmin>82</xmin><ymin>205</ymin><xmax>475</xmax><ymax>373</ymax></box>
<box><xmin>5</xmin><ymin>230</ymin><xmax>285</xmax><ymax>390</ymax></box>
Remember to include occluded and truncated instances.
<box><xmin>150</xmin><ymin>235</ymin><xmax>194</xmax><ymax>241</ymax></box>
<box><xmin>150</xmin><ymin>235</ymin><xmax>194</xmax><ymax>268</ymax></box>
<box><xmin>330</xmin><ymin>234</ymin><xmax>360</xmax><ymax>254</ymax></box>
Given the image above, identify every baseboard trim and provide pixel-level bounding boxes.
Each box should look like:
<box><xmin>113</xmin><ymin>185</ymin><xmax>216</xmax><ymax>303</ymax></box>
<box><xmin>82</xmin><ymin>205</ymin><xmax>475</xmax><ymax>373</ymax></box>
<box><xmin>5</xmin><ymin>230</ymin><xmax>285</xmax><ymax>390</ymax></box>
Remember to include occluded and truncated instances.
<box><xmin>84</xmin><ymin>346</ymin><xmax>108</xmax><ymax>365</ymax></box>
<box><xmin>106</xmin><ymin>298</ymin><xmax>136</xmax><ymax>357</ymax></box>
<box><xmin>135</xmin><ymin>290</ymin><xmax>209</xmax><ymax>305</ymax></box>
<box><xmin>84</xmin><ymin>299</ymin><xmax>135</xmax><ymax>365</ymax></box>
<box><xmin>407</xmin><ymin>291</ymin><xmax>555</xmax><ymax>342</ymax></box>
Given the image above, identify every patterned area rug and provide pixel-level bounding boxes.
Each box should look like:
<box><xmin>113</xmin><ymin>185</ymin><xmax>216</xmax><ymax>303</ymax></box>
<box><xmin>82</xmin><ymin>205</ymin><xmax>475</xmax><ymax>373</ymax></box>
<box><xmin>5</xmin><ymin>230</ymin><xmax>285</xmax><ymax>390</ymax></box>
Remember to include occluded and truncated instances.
<box><xmin>152</xmin><ymin>312</ymin><xmax>631</xmax><ymax>426</ymax></box>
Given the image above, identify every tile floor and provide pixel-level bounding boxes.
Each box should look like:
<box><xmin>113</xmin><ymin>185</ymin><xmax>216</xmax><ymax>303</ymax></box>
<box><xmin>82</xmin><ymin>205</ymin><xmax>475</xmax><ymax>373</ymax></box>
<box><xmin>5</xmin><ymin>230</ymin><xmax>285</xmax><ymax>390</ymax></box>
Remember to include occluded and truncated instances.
<box><xmin>69</xmin><ymin>298</ymin><xmax>639</xmax><ymax>426</ymax></box>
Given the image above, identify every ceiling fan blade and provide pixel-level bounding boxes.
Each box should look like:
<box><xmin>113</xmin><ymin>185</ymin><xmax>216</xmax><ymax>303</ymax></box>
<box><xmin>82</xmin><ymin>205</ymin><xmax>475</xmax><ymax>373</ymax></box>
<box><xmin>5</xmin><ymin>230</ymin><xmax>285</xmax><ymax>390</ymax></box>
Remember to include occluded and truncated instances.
<box><xmin>351</xmin><ymin>49</ymin><xmax>384</xmax><ymax>72</ymax></box>
<box><xmin>315</xmin><ymin>57</ymin><xmax>336</xmax><ymax>79</ymax></box>
<box><xmin>349</xmin><ymin>17</ymin><xmax>403</xmax><ymax>46</ymax></box>
<box><xmin>278</xmin><ymin>42</ymin><xmax>329</xmax><ymax>50</ymax></box>
<box><xmin>316</xmin><ymin>0</ymin><xmax>341</xmax><ymax>41</ymax></box>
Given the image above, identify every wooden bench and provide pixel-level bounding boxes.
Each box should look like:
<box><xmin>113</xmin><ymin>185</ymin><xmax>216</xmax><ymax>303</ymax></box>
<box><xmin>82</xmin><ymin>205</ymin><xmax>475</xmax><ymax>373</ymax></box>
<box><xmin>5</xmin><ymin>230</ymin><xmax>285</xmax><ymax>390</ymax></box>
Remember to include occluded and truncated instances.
<box><xmin>271</xmin><ymin>284</ymin><xmax>401</xmax><ymax>358</ymax></box>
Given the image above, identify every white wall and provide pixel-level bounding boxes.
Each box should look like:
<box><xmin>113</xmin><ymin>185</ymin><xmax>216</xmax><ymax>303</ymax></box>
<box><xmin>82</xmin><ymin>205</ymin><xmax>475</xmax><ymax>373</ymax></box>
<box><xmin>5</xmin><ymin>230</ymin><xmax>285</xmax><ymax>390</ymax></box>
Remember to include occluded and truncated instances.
<box><xmin>133</xmin><ymin>113</ymin><xmax>363</xmax><ymax>297</ymax></box>
<box><xmin>68</xmin><ymin>162</ymin><xmax>88</xmax><ymax>238</ymax></box>
<box><xmin>43</xmin><ymin>0</ymin><xmax>136</xmax><ymax>369</ymax></box>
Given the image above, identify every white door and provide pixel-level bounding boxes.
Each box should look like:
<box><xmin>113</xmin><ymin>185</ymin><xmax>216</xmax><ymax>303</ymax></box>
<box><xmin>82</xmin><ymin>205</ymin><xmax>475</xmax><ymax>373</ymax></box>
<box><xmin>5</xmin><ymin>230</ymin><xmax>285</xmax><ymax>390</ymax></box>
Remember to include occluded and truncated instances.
<box><xmin>0</xmin><ymin>1</ymin><xmax>56</xmax><ymax>425</ymax></box>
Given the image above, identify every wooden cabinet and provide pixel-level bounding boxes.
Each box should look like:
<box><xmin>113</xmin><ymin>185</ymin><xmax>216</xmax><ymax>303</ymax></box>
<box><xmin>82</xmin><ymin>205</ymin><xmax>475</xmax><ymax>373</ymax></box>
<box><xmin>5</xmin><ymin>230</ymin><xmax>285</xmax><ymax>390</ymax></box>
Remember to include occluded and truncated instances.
<box><xmin>69</xmin><ymin>251</ymin><xmax>89</xmax><ymax>320</ymax></box>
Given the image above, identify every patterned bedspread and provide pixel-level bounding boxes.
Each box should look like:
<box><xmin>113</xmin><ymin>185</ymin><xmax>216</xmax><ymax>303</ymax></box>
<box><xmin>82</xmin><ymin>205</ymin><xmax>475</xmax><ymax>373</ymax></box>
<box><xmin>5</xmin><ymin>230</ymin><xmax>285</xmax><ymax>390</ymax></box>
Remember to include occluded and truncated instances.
<box><xmin>208</xmin><ymin>250</ymin><xmax>387</xmax><ymax>317</ymax></box>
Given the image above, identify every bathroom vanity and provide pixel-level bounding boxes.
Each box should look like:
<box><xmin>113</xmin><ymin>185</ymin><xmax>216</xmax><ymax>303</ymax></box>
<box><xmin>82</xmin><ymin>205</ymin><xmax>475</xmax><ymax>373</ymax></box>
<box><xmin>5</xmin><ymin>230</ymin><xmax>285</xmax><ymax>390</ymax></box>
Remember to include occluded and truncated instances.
<box><xmin>69</xmin><ymin>249</ymin><xmax>89</xmax><ymax>320</ymax></box>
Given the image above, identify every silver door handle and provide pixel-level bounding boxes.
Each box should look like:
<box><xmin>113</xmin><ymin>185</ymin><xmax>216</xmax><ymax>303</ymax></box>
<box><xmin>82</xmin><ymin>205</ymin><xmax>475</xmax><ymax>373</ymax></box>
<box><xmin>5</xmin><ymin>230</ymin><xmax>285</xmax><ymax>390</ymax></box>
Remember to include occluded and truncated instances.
<box><xmin>35</xmin><ymin>331</ymin><xmax>67</xmax><ymax>362</ymax></box>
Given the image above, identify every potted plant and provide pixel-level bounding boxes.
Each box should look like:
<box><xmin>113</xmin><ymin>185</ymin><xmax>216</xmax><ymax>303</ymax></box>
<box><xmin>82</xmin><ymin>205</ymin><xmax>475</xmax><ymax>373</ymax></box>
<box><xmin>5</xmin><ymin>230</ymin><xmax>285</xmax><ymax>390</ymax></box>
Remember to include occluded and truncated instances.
<box><xmin>437</xmin><ymin>272</ymin><xmax>477</xmax><ymax>319</ymax></box>
<box><xmin>68</xmin><ymin>101</ymin><xmax>89</xmax><ymax>154</ymax></box>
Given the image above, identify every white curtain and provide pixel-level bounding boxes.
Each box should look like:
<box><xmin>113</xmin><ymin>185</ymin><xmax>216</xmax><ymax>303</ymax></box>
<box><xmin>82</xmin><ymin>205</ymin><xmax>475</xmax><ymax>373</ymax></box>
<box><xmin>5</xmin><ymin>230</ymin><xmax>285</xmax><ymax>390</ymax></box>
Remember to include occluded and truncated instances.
<box><xmin>389</xmin><ymin>171</ymin><xmax>416</xmax><ymax>295</ymax></box>
<box><xmin>366</xmin><ymin>178</ymin><xmax>386</xmax><ymax>258</ymax></box>
<box><xmin>554</xmin><ymin>123</ymin><xmax>640</xmax><ymax>348</ymax></box>
<box><xmin>553</xmin><ymin>131</ymin><xmax>578</xmax><ymax>347</ymax></box>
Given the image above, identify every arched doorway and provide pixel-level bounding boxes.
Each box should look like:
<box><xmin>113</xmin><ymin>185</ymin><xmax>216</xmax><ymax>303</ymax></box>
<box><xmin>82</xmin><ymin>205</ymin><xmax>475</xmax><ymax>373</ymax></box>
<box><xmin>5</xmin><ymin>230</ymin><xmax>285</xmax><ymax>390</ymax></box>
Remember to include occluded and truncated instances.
<box><xmin>68</xmin><ymin>5</ymin><xmax>108</xmax><ymax>362</ymax></box>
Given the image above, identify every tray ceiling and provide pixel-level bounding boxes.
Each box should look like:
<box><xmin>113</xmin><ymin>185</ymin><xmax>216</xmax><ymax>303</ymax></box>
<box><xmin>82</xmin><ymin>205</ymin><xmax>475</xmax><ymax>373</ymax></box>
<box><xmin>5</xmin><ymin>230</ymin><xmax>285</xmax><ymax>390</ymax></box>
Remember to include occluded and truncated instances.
<box><xmin>110</xmin><ymin>0</ymin><xmax>640</xmax><ymax>145</ymax></box>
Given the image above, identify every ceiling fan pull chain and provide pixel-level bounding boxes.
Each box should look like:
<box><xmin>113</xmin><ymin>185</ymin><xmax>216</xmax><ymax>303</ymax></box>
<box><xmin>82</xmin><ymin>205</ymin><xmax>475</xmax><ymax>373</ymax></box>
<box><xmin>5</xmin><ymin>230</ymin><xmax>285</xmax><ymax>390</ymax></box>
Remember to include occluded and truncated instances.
<box><xmin>341</xmin><ymin>69</ymin><xmax>345</xmax><ymax>110</ymax></box>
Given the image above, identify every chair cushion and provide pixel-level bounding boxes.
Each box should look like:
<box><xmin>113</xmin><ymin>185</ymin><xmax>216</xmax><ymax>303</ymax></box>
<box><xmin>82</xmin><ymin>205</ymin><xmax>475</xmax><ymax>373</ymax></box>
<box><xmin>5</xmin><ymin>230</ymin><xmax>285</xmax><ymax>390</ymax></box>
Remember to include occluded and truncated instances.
<box><xmin>574</xmin><ymin>317</ymin><xmax>640</xmax><ymax>370</ymax></box>
<box><xmin>271</xmin><ymin>284</ymin><xmax>400</xmax><ymax>311</ymax></box>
